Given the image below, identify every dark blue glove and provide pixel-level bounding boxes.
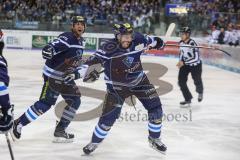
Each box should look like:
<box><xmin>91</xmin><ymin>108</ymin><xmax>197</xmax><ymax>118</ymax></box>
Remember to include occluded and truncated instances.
<box><xmin>0</xmin><ymin>105</ymin><xmax>14</xmax><ymax>133</ymax></box>
<box><xmin>153</xmin><ymin>37</ymin><xmax>165</xmax><ymax>50</ymax></box>
<box><xmin>42</xmin><ymin>45</ymin><xmax>55</xmax><ymax>60</ymax></box>
<box><xmin>83</xmin><ymin>69</ymin><xmax>100</xmax><ymax>82</ymax></box>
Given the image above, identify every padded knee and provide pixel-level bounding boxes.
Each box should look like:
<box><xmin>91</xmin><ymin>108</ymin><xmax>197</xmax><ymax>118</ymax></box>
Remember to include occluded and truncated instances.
<box><xmin>32</xmin><ymin>101</ymin><xmax>52</xmax><ymax>115</ymax></box>
<box><xmin>148</xmin><ymin>106</ymin><xmax>163</xmax><ymax>123</ymax></box>
<box><xmin>64</xmin><ymin>96</ymin><xmax>81</xmax><ymax>110</ymax></box>
<box><xmin>99</xmin><ymin>107</ymin><xmax>121</xmax><ymax>127</ymax></box>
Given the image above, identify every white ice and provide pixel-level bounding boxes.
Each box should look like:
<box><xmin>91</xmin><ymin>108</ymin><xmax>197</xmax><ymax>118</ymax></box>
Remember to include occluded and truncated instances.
<box><xmin>0</xmin><ymin>49</ymin><xmax>240</xmax><ymax>160</ymax></box>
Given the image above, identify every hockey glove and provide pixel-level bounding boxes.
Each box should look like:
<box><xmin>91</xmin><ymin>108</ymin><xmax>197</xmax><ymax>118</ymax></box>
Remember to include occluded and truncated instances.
<box><xmin>149</xmin><ymin>37</ymin><xmax>165</xmax><ymax>50</ymax></box>
<box><xmin>42</xmin><ymin>45</ymin><xmax>55</xmax><ymax>60</ymax></box>
<box><xmin>0</xmin><ymin>105</ymin><xmax>14</xmax><ymax>133</ymax></box>
<box><xmin>63</xmin><ymin>73</ymin><xmax>76</xmax><ymax>84</ymax></box>
<box><xmin>63</xmin><ymin>65</ymin><xmax>89</xmax><ymax>84</ymax></box>
<box><xmin>83</xmin><ymin>69</ymin><xmax>100</xmax><ymax>82</ymax></box>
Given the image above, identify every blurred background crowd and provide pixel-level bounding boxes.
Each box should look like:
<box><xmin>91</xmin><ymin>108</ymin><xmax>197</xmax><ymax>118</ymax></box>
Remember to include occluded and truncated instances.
<box><xmin>0</xmin><ymin>0</ymin><xmax>239</xmax><ymax>45</ymax></box>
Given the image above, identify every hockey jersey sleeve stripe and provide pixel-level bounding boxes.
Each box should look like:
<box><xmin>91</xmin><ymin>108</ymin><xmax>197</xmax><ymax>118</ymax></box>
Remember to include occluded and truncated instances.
<box><xmin>0</xmin><ymin>82</ymin><xmax>8</xmax><ymax>96</ymax></box>
<box><xmin>95</xmin><ymin>52</ymin><xmax>109</xmax><ymax>60</ymax></box>
<box><xmin>0</xmin><ymin>60</ymin><xmax>6</xmax><ymax>67</ymax></box>
<box><xmin>43</xmin><ymin>65</ymin><xmax>64</xmax><ymax>76</ymax></box>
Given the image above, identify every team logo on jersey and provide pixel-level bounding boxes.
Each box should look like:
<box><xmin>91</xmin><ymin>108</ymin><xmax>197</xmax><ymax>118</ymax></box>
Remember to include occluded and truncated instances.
<box><xmin>123</xmin><ymin>56</ymin><xmax>134</xmax><ymax>68</ymax></box>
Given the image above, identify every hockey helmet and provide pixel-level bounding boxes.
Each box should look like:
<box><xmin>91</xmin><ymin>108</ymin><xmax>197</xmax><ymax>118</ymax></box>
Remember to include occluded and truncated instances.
<box><xmin>180</xmin><ymin>26</ymin><xmax>191</xmax><ymax>34</ymax></box>
<box><xmin>71</xmin><ymin>16</ymin><xmax>86</xmax><ymax>26</ymax></box>
<box><xmin>113</xmin><ymin>23</ymin><xmax>133</xmax><ymax>36</ymax></box>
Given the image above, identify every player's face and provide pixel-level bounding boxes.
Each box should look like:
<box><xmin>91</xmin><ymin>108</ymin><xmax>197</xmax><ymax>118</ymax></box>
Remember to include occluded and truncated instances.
<box><xmin>119</xmin><ymin>33</ymin><xmax>133</xmax><ymax>49</ymax></box>
<box><xmin>72</xmin><ymin>22</ymin><xmax>85</xmax><ymax>38</ymax></box>
<box><xmin>180</xmin><ymin>32</ymin><xmax>190</xmax><ymax>41</ymax></box>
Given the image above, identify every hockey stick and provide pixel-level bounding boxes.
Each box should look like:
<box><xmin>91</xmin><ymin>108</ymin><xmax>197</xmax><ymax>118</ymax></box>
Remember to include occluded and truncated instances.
<box><xmin>104</xmin><ymin>23</ymin><xmax>176</xmax><ymax>59</ymax></box>
<box><xmin>0</xmin><ymin>107</ymin><xmax>15</xmax><ymax>160</ymax></box>
<box><xmin>165</xmin><ymin>44</ymin><xmax>232</xmax><ymax>57</ymax></box>
<box><xmin>165</xmin><ymin>23</ymin><xmax>176</xmax><ymax>37</ymax></box>
<box><xmin>5</xmin><ymin>132</ymin><xmax>15</xmax><ymax>160</ymax></box>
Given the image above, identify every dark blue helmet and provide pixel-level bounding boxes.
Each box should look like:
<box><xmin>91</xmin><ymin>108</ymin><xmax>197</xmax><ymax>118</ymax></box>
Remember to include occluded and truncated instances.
<box><xmin>113</xmin><ymin>23</ymin><xmax>133</xmax><ymax>36</ymax></box>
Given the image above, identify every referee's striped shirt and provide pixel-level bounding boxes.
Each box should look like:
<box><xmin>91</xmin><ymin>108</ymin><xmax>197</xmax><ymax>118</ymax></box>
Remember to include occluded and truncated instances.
<box><xmin>179</xmin><ymin>39</ymin><xmax>201</xmax><ymax>66</ymax></box>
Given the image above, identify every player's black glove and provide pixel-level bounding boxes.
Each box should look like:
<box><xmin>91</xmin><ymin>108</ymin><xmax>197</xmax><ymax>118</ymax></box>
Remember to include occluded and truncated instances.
<box><xmin>63</xmin><ymin>73</ymin><xmax>76</xmax><ymax>84</ymax></box>
<box><xmin>150</xmin><ymin>37</ymin><xmax>165</xmax><ymax>50</ymax></box>
<box><xmin>42</xmin><ymin>45</ymin><xmax>55</xmax><ymax>60</ymax></box>
<box><xmin>0</xmin><ymin>105</ymin><xmax>14</xmax><ymax>133</ymax></box>
<box><xmin>83</xmin><ymin>69</ymin><xmax>100</xmax><ymax>82</ymax></box>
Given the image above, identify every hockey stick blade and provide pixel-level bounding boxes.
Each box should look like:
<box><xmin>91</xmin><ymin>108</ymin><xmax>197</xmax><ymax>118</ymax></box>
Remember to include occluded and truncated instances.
<box><xmin>165</xmin><ymin>23</ymin><xmax>176</xmax><ymax>37</ymax></box>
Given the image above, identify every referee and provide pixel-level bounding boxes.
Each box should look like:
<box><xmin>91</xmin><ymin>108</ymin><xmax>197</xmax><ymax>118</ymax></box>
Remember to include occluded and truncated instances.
<box><xmin>176</xmin><ymin>27</ymin><xmax>203</xmax><ymax>105</ymax></box>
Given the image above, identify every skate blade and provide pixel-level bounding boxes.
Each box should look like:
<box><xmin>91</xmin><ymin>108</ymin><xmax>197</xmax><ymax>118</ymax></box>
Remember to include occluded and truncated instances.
<box><xmin>149</xmin><ymin>143</ymin><xmax>167</xmax><ymax>155</ymax></box>
<box><xmin>52</xmin><ymin>137</ymin><xmax>74</xmax><ymax>143</ymax></box>
<box><xmin>180</xmin><ymin>104</ymin><xmax>191</xmax><ymax>108</ymax></box>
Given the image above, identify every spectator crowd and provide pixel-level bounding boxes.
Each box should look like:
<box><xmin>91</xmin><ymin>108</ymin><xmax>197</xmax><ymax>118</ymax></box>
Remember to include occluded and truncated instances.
<box><xmin>0</xmin><ymin>0</ymin><xmax>162</xmax><ymax>33</ymax></box>
<box><xmin>0</xmin><ymin>0</ymin><xmax>239</xmax><ymax>39</ymax></box>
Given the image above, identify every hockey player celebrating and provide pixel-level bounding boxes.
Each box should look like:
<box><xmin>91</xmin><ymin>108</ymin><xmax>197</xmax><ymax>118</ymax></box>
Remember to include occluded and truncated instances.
<box><xmin>176</xmin><ymin>27</ymin><xmax>204</xmax><ymax>105</ymax></box>
<box><xmin>82</xmin><ymin>23</ymin><xmax>167</xmax><ymax>154</ymax></box>
<box><xmin>11</xmin><ymin>16</ymin><xmax>87</xmax><ymax>142</ymax></box>
<box><xmin>0</xmin><ymin>29</ymin><xmax>14</xmax><ymax>134</ymax></box>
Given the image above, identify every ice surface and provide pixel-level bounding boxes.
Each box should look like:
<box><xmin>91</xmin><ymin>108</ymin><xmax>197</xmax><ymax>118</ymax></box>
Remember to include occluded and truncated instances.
<box><xmin>0</xmin><ymin>49</ymin><xmax>240</xmax><ymax>160</ymax></box>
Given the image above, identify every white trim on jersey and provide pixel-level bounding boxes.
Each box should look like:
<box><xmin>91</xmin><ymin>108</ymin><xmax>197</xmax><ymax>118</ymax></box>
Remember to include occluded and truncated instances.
<box><xmin>51</xmin><ymin>38</ymin><xmax>85</xmax><ymax>56</ymax></box>
<box><xmin>0</xmin><ymin>60</ymin><xmax>6</xmax><ymax>67</ymax></box>
<box><xmin>95</xmin><ymin>49</ymin><xmax>145</xmax><ymax>60</ymax></box>
<box><xmin>42</xmin><ymin>65</ymin><xmax>64</xmax><ymax>80</ymax></box>
<box><xmin>0</xmin><ymin>55</ymin><xmax>7</xmax><ymax>67</ymax></box>
<box><xmin>104</xmin><ymin>71</ymin><xmax>144</xmax><ymax>87</ymax></box>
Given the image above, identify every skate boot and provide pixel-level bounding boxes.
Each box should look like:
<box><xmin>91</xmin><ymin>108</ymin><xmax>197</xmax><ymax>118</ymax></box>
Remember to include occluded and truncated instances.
<box><xmin>83</xmin><ymin>142</ymin><xmax>99</xmax><ymax>155</ymax></box>
<box><xmin>198</xmin><ymin>93</ymin><xmax>203</xmax><ymax>102</ymax></box>
<box><xmin>10</xmin><ymin>120</ymin><xmax>22</xmax><ymax>141</ymax></box>
<box><xmin>148</xmin><ymin>136</ymin><xmax>167</xmax><ymax>154</ymax></box>
<box><xmin>180</xmin><ymin>100</ymin><xmax>191</xmax><ymax>106</ymax></box>
<box><xmin>53</xmin><ymin>126</ymin><xmax>74</xmax><ymax>143</ymax></box>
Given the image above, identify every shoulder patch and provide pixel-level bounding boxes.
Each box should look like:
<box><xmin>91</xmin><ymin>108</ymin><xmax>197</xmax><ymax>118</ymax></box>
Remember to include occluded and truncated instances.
<box><xmin>102</xmin><ymin>40</ymin><xmax>118</xmax><ymax>54</ymax></box>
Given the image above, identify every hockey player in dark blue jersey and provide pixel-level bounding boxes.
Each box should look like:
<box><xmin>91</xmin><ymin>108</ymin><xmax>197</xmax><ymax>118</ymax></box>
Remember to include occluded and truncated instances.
<box><xmin>0</xmin><ymin>29</ymin><xmax>14</xmax><ymax>134</ymax></box>
<box><xmin>82</xmin><ymin>23</ymin><xmax>167</xmax><ymax>154</ymax></box>
<box><xmin>11</xmin><ymin>16</ymin><xmax>88</xmax><ymax>143</ymax></box>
